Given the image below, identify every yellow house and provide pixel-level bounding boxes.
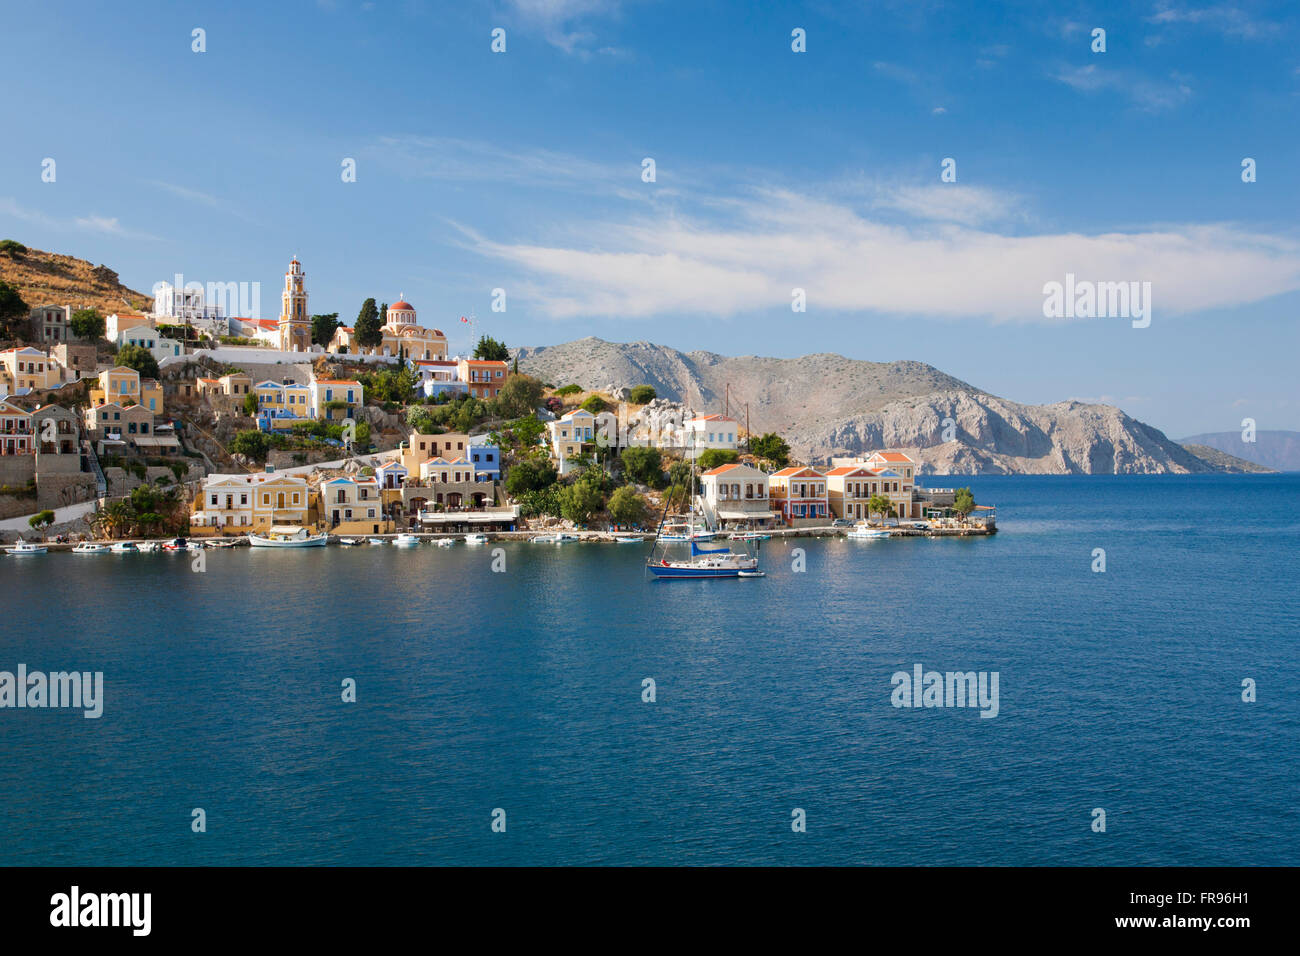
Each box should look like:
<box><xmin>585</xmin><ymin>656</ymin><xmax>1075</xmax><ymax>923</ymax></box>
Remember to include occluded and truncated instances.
<box><xmin>321</xmin><ymin>476</ymin><xmax>392</xmax><ymax>534</ymax></box>
<box><xmin>401</xmin><ymin>431</ymin><xmax>474</xmax><ymax>474</ymax></box>
<box><xmin>89</xmin><ymin>366</ymin><xmax>164</xmax><ymax>415</ymax></box>
<box><xmin>545</xmin><ymin>409</ymin><xmax>596</xmax><ymax>475</ymax></box>
<box><xmin>0</xmin><ymin>347</ymin><xmax>62</xmax><ymax>391</ymax></box>
<box><xmin>192</xmin><ymin>472</ymin><xmax>312</xmax><ymax>534</ymax></box>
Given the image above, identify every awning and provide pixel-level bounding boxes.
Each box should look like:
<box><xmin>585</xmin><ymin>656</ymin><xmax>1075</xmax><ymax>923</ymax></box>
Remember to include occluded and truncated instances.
<box><xmin>131</xmin><ymin>435</ymin><xmax>181</xmax><ymax>448</ymax></box>
<box><xmin>717</xmin><ymin>509</ymin><xmax>778</xmax><ymax>520</ymax></box>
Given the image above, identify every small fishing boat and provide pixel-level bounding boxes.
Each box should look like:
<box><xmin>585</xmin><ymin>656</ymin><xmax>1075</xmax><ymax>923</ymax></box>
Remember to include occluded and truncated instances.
<box><xmin>434</xmin><ymin>537</ymin><xmax>455</xmax><ymax>547</ymax></box>
<box><xmin>338</xmin><ymin>537</ymin><xmax>364</xmax><ymax>546</ymax></box>
<box><xmin>186</xmin><ymin>541</ymin><xmax>205</xmax><ymax>552</ymax></box>
<box><xmin>846</xmin><ymin>522</ymin><xmax>890</xmax><ymax>539</ymax></box>
<box><xmin>393</xmin><ymin>533</ymin><xmax>421</xmax><ymax>546</ymax></box>
<box><xmin>136</xmin><ymin>541</ymin><xmax>161</xmax><ymax>553</ymax></box>
<box><xmin>72</xmin><ymin>542</ymin><xmax>109</xmax><ymax>554</ymax></box>
<box><xmin>464</xmin><ymin>533</ymin><xmax>489</xmax><ymax>545</ymax></box>
<box><xmin>162</xmin><ymin>537</ymin><xmax>189</xmax><ymax>552</ymax></box>
<box><xmin>367</xmin><ymin>537</ymin><xmax>385</xmax><ymax>545</ymax></box>
<box><xmin>658</xmin><ymin>522</ymin><xmax>716</xmax><ymax>542</ymax></box>
<box><xmin>109</xmin><ymin>541</ymin><xmax>138</xmax><ymax>553</ymax></box>
<box><xmin>5</xmin><ymin>539</ymin><xmax>47</xmax><ymax>555</ymax></box>
<box><xmin>613</xmin><ymin>534</ymin><xmax>643</xmax><ymax>544</ymax></box>
<box><xmin>729</xmin><ymin>531</ymin><xmax>772</xmax><ymax>541</ymax></box>
<box><xmin>248</xmin><ymin>527</ymin><xmax>328</xmax><ymax>548</ymax></box>
<box><xmin>206</xmin><ymin>539</ymin><xmax>239</xmax><ymax>548</ymax></box>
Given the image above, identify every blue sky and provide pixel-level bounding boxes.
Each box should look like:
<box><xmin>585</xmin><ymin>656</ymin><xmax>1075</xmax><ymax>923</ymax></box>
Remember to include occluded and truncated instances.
<box><xmin>3</xmin><ymin>0</ymin><xmax>1298</xmax><ymax>437</ymax></box>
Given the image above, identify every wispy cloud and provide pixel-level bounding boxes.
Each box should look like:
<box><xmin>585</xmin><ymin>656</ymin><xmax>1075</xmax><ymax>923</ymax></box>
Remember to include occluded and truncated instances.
<box><xmin>504</xmin><ymin>0</ymin><xmax>628</xmax><ymax>56</ymax></box>
<box><xmin>0</xmin><ymin>198</ymin><xmax>160</xmax><ymax>241</ymax></box>
<box><xmin>465</xmin><ymin>186</ymin><xmax>1300</xmax><ymax>323</ymax></box>
<box><xmin>72</xmin><ymin>215</ymin><xmax>160</xmax><ymax>240</ymax></box>
<box><xmin>151</xmin><ymin>181</ymin><xmax>220</xmax><ymax>207</ymax></box>
<box><xmin>1052</xmin><ymin>64</ymin><xmax>1193</xmax><ymax>111</ymax></box>
<box><xmin>1146</xmin><ymin>3</ymin><xmax>1283</xmax><ymax>39</ymax></box>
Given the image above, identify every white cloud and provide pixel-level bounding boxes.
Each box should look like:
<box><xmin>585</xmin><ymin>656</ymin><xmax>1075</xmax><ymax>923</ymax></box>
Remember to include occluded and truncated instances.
<box><xmin>152</xmin><ymin>181</ymin><xmax>219</xmax><ymax>206</ymax></box>
<box><xmin>1052</xmin><ymin>64</ymin><xmax>1193</xmax><ymax>111</ymax></box>
<box><xmin>467</xmin><ymin>188</ymin><xmax>1300</xmax><ymax>323</ymax></box>
<box><xmin>1146</xmin><ymin>3</ymin><xmax>1281</xmax><ymax>39</ymax></box>
<box><xmin>504</xmin><ymin>0</ymin><xmax>625</xmax><ymax>55</ymax></box>
<box><xmin>73</xmin><ymin>215</ymin><xmax>159</xmax><ymax>240</ymax></box>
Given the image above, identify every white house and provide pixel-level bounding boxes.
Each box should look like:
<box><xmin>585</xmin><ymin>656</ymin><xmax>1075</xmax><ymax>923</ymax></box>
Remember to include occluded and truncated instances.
<box><xmin>698</xmin><ymin>462</ymin><xmax>774</xmax><ymax>529</ymax></box>
<box><xmin>119</xmin><ymin>325</ymin><xmax>184</xmax><ymax>361</ymax></box>
<box><xmin>685</xmin><ymin>414</ymin><xmax>739</xmax><ymax>452</ymax></box>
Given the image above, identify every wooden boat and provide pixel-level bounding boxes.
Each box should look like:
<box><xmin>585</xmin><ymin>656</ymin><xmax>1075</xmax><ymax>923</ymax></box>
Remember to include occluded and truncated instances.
<box><xmin>846</xmin><ymin>522</ymin><xmax>890</xmax><ymax>539</ymax></box>
<box><xmin>248</xmin><ymin>527</ymin><xmax>328</xmax><ymax>548</ymax></box>
<box><xmin>5</xmin><ymin>539</ymin><xmax>47</xmax><ymax>555</ymax></box>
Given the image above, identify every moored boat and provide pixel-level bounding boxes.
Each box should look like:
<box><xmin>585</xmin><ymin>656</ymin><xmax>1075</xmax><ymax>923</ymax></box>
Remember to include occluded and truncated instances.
<box><xmin>109</xmin><ymin>541</ymin><xmax>138</xmax><ymax>553</ymax></box>
<box><xmin>72</xmin><ymin>542</ymin><xmax>109</xmax><ymax>554</ymax></box>
<box><xmin>434</xmin><ymin>537</ymin><xmax>455</xmax><ymax>547</ymax></box>
<box><xmin>338</xmin><ymin>537</ymin><xmax>364</xmax><ymax>546</ymax></box>
<box><xmin>248</xmin><ymin>527</ymin><xmax>328</xmax><ymax>548</ymax></box>
<box><xmin>846</xmin><ymin>522</ymin><xmax>890</xmax><ymax>539</ymax></box>
<box><xmin>5</xmin><ymin>539</ymin><xmax>47</xmax><ymax>555</ymax></box>
<box><xmin>464</xmin><ymin>533</ymin><xmax>489</xmax><ymax>545</ymax></box>
<box><xmin>393</xmin><ymin>533</ymin><xmax>421</xmax><ymax>546</ymax></box>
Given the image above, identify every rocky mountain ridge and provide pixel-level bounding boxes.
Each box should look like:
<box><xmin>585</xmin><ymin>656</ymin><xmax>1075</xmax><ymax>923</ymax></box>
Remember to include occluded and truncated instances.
<box><xmin>515</xmin><ymin>337</ymin><xmax>1245</xmax><ymax>474</ymax></box>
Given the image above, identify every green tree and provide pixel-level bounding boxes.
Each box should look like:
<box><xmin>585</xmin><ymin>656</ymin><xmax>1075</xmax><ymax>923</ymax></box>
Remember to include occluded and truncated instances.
<box><xmin>0</xmin><ymin>240</ymin><xmax>28</xmax><ymax>257</ymax></box>
<box><xmin>505</xmin><ymin>458</ymin><xmax>557</xmax><ymax>496</ymax></box>
<box><xmin>311</xmin><ymin>312</ymin><xmax>340</xmax><ymax>347</ymax></box>
<box><xmin>354</xmin><ymin>298</ymin><xmax>382</xmax><ymax>349</ymax></box>
<box><xmin>749</xmin><ymin>432</ymin><xmax>790</xmax><ymax>467</ymax></box>
<box><xmin>620</xmin><ymin>445</ymin><xmax>664</xmax><ymax>487</ymax></box>
<box><xmin>170</xmin><ymin>461</ymin><xmax>189</xmax><ymax>483</ymax></box>
<box><xmin>115</xmin><ymin>343</ymin><xmax>160</xmax><ymax>379</ymax></box>
<box><xmin>361</xmin><ymin>366</ymin><xmax>417</xmax><ymax>404</ymax></box>
<box><xmin>28</xmin><ymin>510</ymin><xmax>55</xmax><ymax>538</ymax></box>
<box><xmin>242</xmin><ymin>392</ymin><xmax>259</xmax><ymax>417</ymax></box>
<box><xmin>580</xmin><ymin>394</ymin><xmax>608</xmax><ymax>414</ymax></box>
<box><xmin>0</xmin><ymin>280</ymin><xmax>29</xmax><ymax>339</ymax></box>
<box><xmin>559</xmin><ymin>478</ymin><xmax>605</xmax><ymax>526</ymax></box>
<box><xmin>472</xmin><ymin>335</ymin><xmax>509</xmax><ymax>361</ymax></box>
<box><xmin>606</xmin><ymin>485</ymin><xmax>648</xmax><ymax>528</ymax></box>
<box><xmin>494</xmin><ymin>415</ymin><xmax>546</xmax><ymax>459</ymax></box>
<box><xmin>696</xmin><ymin>448</ymin><xmax>739</xmax><ymax>471</ymax></box>
<box><xmin>496</xmin><ymin>373</ymin><xmax>544</xmax><ymax>418</ymax></box>
<box><xmin>867</xmin><ymin>494</ymin><xmax>895</xmax><ymax>525</ymax></box>
<box><xmin>952</xmin><ymin>487</ymin><xmax>976</xmax><ymax>524</ymax></box>
<box><xmin>628</xmin><ymin>385</ymin><xmax>656</xmax><ymax>404</ymax></box>
<box><xmin>554</xmin><ymin>383</ymin><xmax>582</xmax><ymax>397</ymax></box>
<box><xmin>230</xmin><ymin>429</ymin><xmax>273</xmax><ymax>463</ymax></box>
<box><xmin>70</xmin><ymin>307</ymin><xmax>105</xmax><ymax>340</ymax></box>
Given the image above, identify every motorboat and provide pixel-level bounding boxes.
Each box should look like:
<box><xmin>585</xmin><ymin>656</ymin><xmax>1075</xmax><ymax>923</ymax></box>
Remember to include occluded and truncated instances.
<box><xmin>109</xmin><ymin>541</ymin><xmax>138</xmax><ymax>553</ymax></box>
<box><xmin>5</xmin><ymin>539</ymin><xmax>47</xmax><ymax>555</ymax></box>
<box><xmin>464</xmin><ymin>533</ymin><xmax>489</xmax><ymax>545</ymax></box>
<box><xmin>162</xmin><ymin>537</ymin><xmax>189</xmax><ymax>552</ymax></box>
<box><xmin>846</xmin><ymin>522</ymin><xmax>890</xmax><ymax>539</ymax></box>
<box><xmin>72</xmin><ymin>542</ymin><xmax>109</xmax><ymax>554</ymax></box>
<box><xmin>338</xmin><ymin>537</ymin><xmax>364</xmax><ymax>546</ymax></box>
<box><xmin>136</xmin><ymin>541</ymin><xmax>161</xmax><ymax>553</ymax></box>
<box><xmin>728</xmin><ymin>531</ymin><xmax>772</xmax><ymax>541</ymax></box>
<box><xmin>393</xmin><ymin>533</ymin><xmax>421</xmax><ymax>546</ymax></box>
<box><xmin>366</xmin><ymin>538</ymin><xmax>385</xmax><ymax>545</ymax></box>
<box><xmin>434</xmin><ymin>537</ymin><xmax>455</xmax><ymax>547</ymax></box>
<box><xmin>248</xmin><ymin>527</ymin><xmax>328</xmax><ymax>548</ymax></box>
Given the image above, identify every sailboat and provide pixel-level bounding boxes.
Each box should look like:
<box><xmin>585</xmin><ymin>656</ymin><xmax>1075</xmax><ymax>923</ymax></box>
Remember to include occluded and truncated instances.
<box><xmin>646</xmin><ymin>448</ymin><xmax>762</xmax><ymax>579</ymax></box>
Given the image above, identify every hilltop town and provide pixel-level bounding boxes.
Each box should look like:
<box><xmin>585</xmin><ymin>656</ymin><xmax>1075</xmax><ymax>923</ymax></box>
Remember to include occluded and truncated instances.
<box><xmin>0</xmin><ymin>249</ymin><xmax>975</xmax><ymax>543</ymax></box>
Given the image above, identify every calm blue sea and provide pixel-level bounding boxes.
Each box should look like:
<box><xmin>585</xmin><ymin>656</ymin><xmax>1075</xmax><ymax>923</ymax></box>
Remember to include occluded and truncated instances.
<box><xmin>2</xmin><ymin>475</ymin><xmax>1297</xmax><ymax>866</ymax></box>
